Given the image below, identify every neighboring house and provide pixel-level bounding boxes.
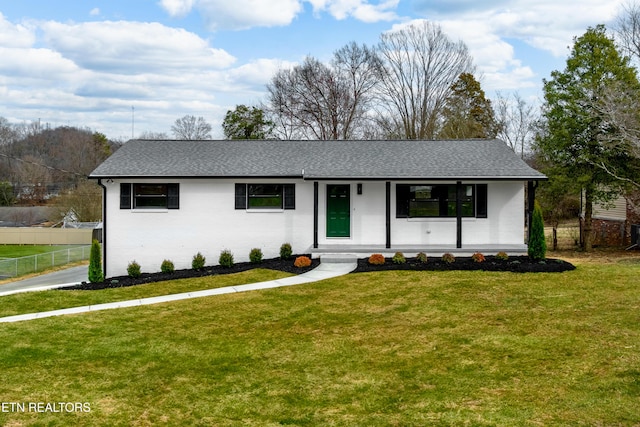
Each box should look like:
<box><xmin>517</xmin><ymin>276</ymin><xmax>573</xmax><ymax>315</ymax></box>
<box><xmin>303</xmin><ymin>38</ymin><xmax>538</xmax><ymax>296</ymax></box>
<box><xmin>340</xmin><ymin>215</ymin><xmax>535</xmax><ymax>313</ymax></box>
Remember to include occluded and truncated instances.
<box><xmin>591</xmin><ymin>192</ymin><xmax>640</xmax><ymax>247</ymax></box>
<box><xmin>89</xmin><ymin>139</ymin><xmax>546</xmax><ymax>277</ymax></box>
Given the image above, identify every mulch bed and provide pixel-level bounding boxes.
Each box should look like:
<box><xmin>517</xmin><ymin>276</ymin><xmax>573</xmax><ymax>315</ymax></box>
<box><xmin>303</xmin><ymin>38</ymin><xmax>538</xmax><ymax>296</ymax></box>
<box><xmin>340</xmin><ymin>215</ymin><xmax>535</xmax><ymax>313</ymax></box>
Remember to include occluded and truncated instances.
<box><xmin>64</xmin><ymin>255</ymin><xmax>575</xmax><ymax>291</ymax></box>
<box><xmin>352</xmin><ymin>255</ymin><xmax>576</xmax><ymax>274</ymax></box>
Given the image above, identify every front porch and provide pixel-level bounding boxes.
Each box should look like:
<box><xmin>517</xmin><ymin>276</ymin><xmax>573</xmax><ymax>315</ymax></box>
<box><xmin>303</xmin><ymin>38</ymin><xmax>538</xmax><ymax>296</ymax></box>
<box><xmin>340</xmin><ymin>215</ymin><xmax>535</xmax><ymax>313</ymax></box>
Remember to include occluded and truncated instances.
<box><xmin>309</xmin><ymin>244</ymin><xmax>528</xmax><ymax>259</ymax></box>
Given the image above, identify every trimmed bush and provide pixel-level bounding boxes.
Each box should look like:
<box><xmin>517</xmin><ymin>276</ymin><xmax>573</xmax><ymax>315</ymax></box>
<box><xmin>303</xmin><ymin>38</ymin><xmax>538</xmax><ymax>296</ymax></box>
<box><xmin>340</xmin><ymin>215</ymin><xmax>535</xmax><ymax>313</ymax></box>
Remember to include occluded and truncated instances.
<box><xmin>249</xmin><ymin>248</ymin><xmax>263</xmax><ymax>264</ymax></box>
<box><xmin>88</xmin><ymin>239</ymin><xmax>104</xmax><ymax>283</ymax></box>
<box><xmin>219</xmin><ymin>250</ymin><xmax>235</xmax><ymax>268</ymax></box>
<box><xmin>416</xmin><ymin>252</ymin><xmax>428</xmax><ymax>264</ymax></box>
<box><xmin>528</xmin><ymin>201</ymin><xmax>547</xmax><ymax>260</ymax></box>
<box><xmin>471</xmin><ymin>252</ymin><xmax>485</xmax><ymax>263</ymax></box>
<box><xmin>495</xmin><ymin>251</ymin><xmax>509</xmax><ymax>261</ymax></box>
<box><xmin>392</xmin><ymin>252</ymin><xmax>406</xmax><ymax>264</ymax></box>
<box><xmin>368</xmin><ymin>254</ymin><xmax>385</xmax><ymax>265</ymax></box>
<box><xmin>192</xmin><ymin>252</ymin><xmax>206</xmax><ymax>270</ymax></box>
<box><xmin>441</xmin><ymin>253</ymin><xmax>456</xmax><ymax>264</ymax></box>
<box><xmin>294</xmin><ymin>256</ymin><xmax>312</xmax><ymax>268</ymax></box>
<box><xmin>127</xmin><ymin>261</ymin><xmax>141</xmax><ymax>278</ymax></box>
<box><xmin>161</xmin><ymin>259</ymin><xmax>175</xmax><ymax>274</ymax></box>
<box><xmin>280</xmin><ymin>243</ymin><xmax>293</xmax><ymax>260</ymax></box>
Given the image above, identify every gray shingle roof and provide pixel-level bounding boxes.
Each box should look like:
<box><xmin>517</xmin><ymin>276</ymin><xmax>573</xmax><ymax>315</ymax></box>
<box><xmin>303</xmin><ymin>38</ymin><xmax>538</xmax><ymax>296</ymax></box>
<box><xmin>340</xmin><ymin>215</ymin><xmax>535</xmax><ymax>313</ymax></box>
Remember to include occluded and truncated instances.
<box><xmin>89</xmin><ymin>139</ymin><xmax>546</xmax><ymax>180</ymax></box>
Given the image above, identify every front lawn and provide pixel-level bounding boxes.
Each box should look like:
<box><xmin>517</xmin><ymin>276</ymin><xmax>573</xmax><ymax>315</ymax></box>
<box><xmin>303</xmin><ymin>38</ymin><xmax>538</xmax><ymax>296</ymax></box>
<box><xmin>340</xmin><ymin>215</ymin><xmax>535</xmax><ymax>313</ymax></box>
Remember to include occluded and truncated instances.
<box><xmin>0</xmin><ymin>258</ymin><xmax>639</xmax><ymax>425</ymax></box>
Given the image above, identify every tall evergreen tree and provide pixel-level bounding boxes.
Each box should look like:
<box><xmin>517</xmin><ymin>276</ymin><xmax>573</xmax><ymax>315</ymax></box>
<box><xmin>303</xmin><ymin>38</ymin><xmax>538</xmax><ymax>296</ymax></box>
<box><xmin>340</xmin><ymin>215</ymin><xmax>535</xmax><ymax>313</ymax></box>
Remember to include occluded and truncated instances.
<box><xmin>438</xmin><ymin>73</ymin><xmax>500</xmax><ymax>139</ymax></box>
<box><xmin>535</xmin><ymin>25</ymin><xmax>640</xmax><ymax>251</ymax></box>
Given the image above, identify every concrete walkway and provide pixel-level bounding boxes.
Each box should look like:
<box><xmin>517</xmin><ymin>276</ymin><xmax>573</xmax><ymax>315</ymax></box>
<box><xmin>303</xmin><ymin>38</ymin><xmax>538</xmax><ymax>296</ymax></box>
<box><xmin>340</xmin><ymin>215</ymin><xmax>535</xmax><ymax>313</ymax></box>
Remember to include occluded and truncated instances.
<box><xmin>0</xmin><ymin>256</ymin><xmax>357</xmax><ymax>323</ymax></box>
<box><xmin>0</xmin><ymin>265</ymin><xmax>89</xmax><ymax>296</ymax></box>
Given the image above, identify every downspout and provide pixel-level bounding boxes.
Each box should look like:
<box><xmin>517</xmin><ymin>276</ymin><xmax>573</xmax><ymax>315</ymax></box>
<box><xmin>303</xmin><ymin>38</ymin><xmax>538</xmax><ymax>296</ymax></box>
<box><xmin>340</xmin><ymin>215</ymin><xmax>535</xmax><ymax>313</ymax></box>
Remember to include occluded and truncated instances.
<box><xmin>97</xmin><ymin>178</ymin><xmax>107</xmax><ymax>278</ymax></box>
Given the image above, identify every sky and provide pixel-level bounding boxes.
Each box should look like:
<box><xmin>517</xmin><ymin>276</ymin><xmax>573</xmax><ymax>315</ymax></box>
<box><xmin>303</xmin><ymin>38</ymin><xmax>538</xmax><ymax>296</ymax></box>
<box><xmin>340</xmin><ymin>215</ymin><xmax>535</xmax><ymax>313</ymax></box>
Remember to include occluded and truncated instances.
<box><xmin>0</xmin><ymin>0</ymin><xmax>631</xmax><ymax>140</ymax></box>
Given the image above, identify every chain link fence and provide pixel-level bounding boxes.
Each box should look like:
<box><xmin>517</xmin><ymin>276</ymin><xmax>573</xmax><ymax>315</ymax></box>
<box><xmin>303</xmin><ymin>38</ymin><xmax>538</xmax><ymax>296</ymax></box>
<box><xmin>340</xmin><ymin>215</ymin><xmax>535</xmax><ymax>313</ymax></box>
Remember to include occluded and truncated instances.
<box><xmin>0</xmin><ymin>245</ymin><xmax>91</xmax><ymax>279</ymax></box>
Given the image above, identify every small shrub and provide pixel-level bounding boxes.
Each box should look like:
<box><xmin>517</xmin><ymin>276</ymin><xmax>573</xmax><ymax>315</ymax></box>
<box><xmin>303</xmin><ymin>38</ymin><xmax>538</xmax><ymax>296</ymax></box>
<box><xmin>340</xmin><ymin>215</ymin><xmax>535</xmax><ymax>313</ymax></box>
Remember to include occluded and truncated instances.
<box><xmin>392</xmin><ymin>252</ymin><xmax>406</xmax><ymax>264</ymax></box>
<box><xmin>127</xmin><ymin>261</ymin><xmax>141</xmax><ymax>278</ymax></box>
<box><xmin>294</xmin><ymin>256</ymin><xmax>312</xmax><ymax>268</ymax></box>
<box><xmin>280</xmin><ymin>243</ymin><xmax>293</xmax><ymax>260</ymax></box>
<box><xmin>249</xmin><ymin>248</ymin><xmax>263</xmax><ymax>264</ymax></box>
<box><xmin>471</xmin><ymin>252</ymin><xmax>485</xmax><ymax>263</ymax></box>
<box><xmin>368</xmin><ymin>253</ymin><xmax>385</xmax><ymax>265</ymax></box>
<box><xmin>416</xmin><ymin>252</ymin><xmax>428</xmax><ymax>263</ymax></box>
<box><xmin>88</xmin><ymin>239</ymin><xmax>104</xmax><ymax>283</ymax></box>
<box><xmin>528</xmin><ymin>201</ymin><xmax>547</xmax><ymax>260</ymax></box>
<box><xmin>219</xmin><ymin>250</ymin><xmax>234</xmax><ymax>268</ymax></box>
<box><xmin>495</xmin><ymin>251</ymin><xmax>509</xmax><ymax>261</ymax></box>
<box><xmin>441</xmin><ymin>253</ymin><xmax>456</xmax><ymax>264</ymax></box>
<box><xmin>161</xmin><ymin>259</ymin><xmax>175</xmax><ymax>274</ymax></box>
<box><xmin>192</xmin><ymin>252</ymin><xmax>206</xmax><ymax>270</ymax></box>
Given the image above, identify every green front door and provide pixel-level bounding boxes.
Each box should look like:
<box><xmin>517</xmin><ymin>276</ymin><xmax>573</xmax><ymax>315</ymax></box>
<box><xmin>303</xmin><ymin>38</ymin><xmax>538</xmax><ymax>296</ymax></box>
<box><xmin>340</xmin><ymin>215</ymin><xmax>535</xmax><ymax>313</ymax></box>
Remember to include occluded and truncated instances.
<box><xmin>326</xmin><ymin>184</ymin><xmax>350</xmax><ymax>237</ymax></box>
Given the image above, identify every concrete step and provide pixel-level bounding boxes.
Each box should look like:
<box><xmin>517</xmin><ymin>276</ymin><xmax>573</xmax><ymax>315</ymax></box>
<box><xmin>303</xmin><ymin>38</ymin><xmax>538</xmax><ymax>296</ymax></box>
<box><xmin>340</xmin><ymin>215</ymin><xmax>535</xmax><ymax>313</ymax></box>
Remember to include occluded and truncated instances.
<box><xmin>319</xmin><ymin>253</ymin><xmax>358</xmax><ymax>264</ymax></box>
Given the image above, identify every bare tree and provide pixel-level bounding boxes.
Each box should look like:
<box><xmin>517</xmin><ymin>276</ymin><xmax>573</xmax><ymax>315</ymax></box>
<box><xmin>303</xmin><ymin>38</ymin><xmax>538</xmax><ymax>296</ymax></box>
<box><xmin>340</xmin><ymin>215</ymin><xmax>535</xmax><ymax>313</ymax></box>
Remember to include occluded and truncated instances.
<box><xmin>494</xmin><ymin>92</ymin><xmax>538</xmax><ymax>158</ymax></box>
<box><xmin>266</xmin><ymin>42</ymin><xmax>382</xmax><ymax>140</ymax></box>
<box><xmin>376</xmin><ymin>21</ymin><xmax>475</xmax><ymax>140</ymax></box>
<box><xmin>171</xmin><ymin>115</ymin><xmax>212</xmax><ymax>140</ymax></box>
<box><xmin>615</xmin><ymin>1</ymin><xmax>640</xmax><ymax>63</ymax></box>
<box><xmin>138</xmin><ymin>131</ymin><xmax>169</xmax><ymax>140</ymax></box>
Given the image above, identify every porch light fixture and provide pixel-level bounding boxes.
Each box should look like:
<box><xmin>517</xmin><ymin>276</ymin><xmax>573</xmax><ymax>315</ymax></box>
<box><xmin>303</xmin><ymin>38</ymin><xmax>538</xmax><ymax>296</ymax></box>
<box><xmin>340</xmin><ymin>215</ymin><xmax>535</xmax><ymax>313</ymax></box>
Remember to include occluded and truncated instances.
<box><xmin>357</xmin><ymin>183</ymin><xmax>362</xmax><ymax>195</ymax></box>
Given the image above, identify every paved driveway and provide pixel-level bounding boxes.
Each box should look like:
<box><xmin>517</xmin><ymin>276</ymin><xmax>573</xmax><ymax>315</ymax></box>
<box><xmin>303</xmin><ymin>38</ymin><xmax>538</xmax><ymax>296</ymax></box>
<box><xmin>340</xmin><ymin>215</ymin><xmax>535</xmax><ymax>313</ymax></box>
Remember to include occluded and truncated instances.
<box><xmin>0</xmin><ymin>265</ymin><xmax>88</xmax><ymax>295</ymax></box>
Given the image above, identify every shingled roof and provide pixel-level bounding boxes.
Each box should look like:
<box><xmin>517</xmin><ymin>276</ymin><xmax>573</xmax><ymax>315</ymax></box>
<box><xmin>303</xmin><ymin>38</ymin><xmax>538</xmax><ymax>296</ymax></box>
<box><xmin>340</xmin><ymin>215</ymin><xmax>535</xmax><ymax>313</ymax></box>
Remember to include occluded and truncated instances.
<box><xmin>89</xmin><ymin>139</ymin><xmax>546</xmax><ymax>180</ymax></box>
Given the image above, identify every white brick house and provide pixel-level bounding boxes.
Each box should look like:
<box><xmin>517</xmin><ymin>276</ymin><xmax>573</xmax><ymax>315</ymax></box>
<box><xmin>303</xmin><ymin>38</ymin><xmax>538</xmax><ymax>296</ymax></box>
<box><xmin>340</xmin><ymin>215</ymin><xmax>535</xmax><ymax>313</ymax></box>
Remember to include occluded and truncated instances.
<box><xmin>89</xmin><ymin>139</ymin><xmax>546</xmax><ymax>277</ymax></box>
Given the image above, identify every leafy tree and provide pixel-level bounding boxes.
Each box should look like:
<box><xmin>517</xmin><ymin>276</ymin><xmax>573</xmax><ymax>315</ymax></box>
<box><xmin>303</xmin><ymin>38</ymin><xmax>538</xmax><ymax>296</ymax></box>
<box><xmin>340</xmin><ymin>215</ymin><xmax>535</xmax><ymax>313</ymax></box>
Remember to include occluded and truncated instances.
<box><xmin>88</xmin><ymin>239</ymin><xmax>104</xmax><ymax>283</ymax></box>
<box><xmin>377</xmin><ymin>21</ymin><xmax>475</xmax><ymax>140</ymax></box>
<box><xmin>222</xmin><ymin>105</ymin><xmax>274</xmax><ymax>139</ymax></box>
<box><xmin>535</xmin><ymin>25</ymin><xmax>640</xmax><ymax>251</ymax></box>
<box><xmin>437</xmin><ymin>73</ymin><xmax>499</xmax><ymax>139</ymax></box>
<box><xmin>0</xmin><ymin>181</ymin><xmax>14</xmax><ymax>206</ymax></box>
<box><xmin>171</xmin><ymin>115</ymin><xmax>212</xmax><ymax>140</ymax></box>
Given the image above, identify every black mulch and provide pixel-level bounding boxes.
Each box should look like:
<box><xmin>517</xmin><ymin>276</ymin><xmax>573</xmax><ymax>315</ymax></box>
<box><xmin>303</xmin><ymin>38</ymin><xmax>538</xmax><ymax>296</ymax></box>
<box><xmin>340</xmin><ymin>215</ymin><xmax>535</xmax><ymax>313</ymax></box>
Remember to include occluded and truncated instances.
<box><xmin>352</xmin><ymin>255</ymin><xmax>575</xmax><ymax>274</ymax></box>
<box><xmin>64</xmin><ymin>255</ymin><xmax>575</xmax><ymax>291</ymax></box>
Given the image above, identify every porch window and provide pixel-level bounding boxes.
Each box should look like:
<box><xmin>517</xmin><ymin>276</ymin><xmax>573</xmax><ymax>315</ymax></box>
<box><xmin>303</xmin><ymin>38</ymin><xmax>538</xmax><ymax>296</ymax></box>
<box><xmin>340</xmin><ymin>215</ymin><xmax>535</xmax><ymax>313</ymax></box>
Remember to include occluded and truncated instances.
<box><xmin>120</xmin><ymin>183</ymin><xmax>179</xmax><ymax>209</ymax></box>
<box><xmin>235</xmin><ymin>183</ymin><xmax>295</xmax><ymax>210</ymax></box>
<box><xmin>396</xmin><ymin>184</ymin><xmax>486</xmax><ymax>218</ymax></box>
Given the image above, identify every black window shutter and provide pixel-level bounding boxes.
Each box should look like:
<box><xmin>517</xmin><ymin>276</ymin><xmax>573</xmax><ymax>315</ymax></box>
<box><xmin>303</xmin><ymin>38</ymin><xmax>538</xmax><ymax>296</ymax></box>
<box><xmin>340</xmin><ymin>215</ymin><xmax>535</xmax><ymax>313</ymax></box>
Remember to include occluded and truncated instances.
<box><xmin>120</xmin><ymin>183</ymin><xmax>132</xmax><ymax>209</ymax></box>
<box><xmin>476</xmin><ymin>184</ymin><xmax>488</xmax><ymax>218</ymax></box>
<box><xmin>235</xmin><ymin>184</ymin><xmax>247</xmax><ymax>209</ymax></box>
<box><xmin>283</xmin><ymin>184</ymin><xmax>295</xmax><ymax>209</ymax></box>
<box><xmin>167</xmin><ymin>184</ymin><xmax>180</xmax><ymax>209</ymax></box>
<box><xmin>395</xmin><ymin>184</ymin><xmax>410</xmax><ymax>218</ymax></box>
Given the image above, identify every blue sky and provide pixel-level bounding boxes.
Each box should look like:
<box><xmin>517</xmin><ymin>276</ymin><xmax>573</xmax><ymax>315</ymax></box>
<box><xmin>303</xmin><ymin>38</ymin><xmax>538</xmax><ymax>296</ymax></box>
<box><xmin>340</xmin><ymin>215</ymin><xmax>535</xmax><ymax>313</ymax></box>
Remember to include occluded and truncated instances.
<box><xmin>0</xmin><ymin>0</ymin><xmax>629</xmax><ymax>139</ymax></box>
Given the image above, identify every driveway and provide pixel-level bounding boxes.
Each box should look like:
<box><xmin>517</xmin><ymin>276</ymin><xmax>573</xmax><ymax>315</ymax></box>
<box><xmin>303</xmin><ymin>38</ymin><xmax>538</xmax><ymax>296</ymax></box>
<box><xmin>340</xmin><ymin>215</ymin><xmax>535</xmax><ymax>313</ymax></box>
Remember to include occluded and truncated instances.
<box><xmin>0</xmin><ymin>265</ymin><xmax>88</xmax><ymax>295</ymax></box>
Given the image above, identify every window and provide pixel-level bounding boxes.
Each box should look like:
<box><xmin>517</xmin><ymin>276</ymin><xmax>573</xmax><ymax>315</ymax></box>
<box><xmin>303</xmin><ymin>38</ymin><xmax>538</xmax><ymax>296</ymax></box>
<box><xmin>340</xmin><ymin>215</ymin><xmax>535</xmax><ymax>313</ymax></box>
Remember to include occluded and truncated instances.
<box><xmin>235</xmin><ymin>183</ymin><xmax>295</xmax><ymax>210</ymax></box>
<box><xmin>120</xmin><ymin>183</ymin><xmax>179</xmax><ymax>209</ymax></box>
<box><xmin>396</xmin><ymin>184</ymin><xmax>487</xmax><ymax>218</ymax></box>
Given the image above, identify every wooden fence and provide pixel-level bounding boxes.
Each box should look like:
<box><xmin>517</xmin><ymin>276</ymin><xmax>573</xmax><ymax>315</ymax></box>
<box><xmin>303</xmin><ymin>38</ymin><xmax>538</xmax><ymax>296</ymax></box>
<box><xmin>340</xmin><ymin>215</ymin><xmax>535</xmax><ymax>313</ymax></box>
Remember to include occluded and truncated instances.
<box><xmin>0</xmin><ymin>228</ymin><xmax>93</xmax><ymax>245</ymax></box>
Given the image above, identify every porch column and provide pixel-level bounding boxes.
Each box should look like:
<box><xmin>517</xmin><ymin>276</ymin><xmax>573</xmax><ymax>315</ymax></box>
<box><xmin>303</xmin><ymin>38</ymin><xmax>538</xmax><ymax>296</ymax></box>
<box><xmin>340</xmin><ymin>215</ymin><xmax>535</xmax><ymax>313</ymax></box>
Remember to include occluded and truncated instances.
<box><xmin>456</xmin><ymin>181</ymin><xmax>462</xmax><ymax>248</ymax></box>
<box><xmin>527</xmin><ymin>181</ymin><xmax>536</xmax><ymax>243</ymax></box>
<box><xmin>313</xmin><ymin>181</ymin><xmax>319</xmax><ymax>249</ymax></box>
<box><xmin>386</xmin><ymin>181</ymin><xmax>391</xmax><ymax>248</ymax></box>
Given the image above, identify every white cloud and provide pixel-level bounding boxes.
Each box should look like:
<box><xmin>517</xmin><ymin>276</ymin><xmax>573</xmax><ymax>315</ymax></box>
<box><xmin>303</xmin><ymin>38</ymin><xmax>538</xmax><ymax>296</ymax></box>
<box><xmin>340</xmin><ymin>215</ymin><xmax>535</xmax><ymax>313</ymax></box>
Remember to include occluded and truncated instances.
<box><xmin>39</xmin><ymin>20</ymin><xmax>236</xmax><ymax>73</ymax></box>
<box><xmin>195</xmin><ymin>0</ymin><xmax>303</xmax><ymax>30</ymax></box>
<box><xmin>159</xmin><ymin>0</ymin><xmax>196</xmax><ymax>17</ymax></box>
<box><xmin>0</xmin><ymin>13</ymin><xmax>36</xmax><ymax>48</ymax></box>
<box><xmin>89</xmin><ymin>8</ymin><xmax>101</xmax><ymax>16</ymax></box>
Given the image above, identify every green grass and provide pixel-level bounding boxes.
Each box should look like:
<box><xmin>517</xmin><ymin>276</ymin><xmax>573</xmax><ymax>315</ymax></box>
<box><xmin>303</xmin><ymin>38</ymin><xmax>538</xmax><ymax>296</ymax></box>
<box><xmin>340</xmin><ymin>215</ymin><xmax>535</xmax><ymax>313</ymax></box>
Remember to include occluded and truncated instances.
<box><xmin>0</xmin><ymin>269</ymin><xmax>293</xmax><ymax>318</ymax></box>
<box><xmin>0</xmin><ymin>245</ymin><xmax>78</xmax><ymax>258</ymax></box>
<box><xmin>0</xmin><ymin>261</ymin><xmax>639</xmax><ymax>426</ymax></box>
<box><xmin>0</xmin><ymin>245</ymin><xmax>90</xmax><ymax>278</ymax></box>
